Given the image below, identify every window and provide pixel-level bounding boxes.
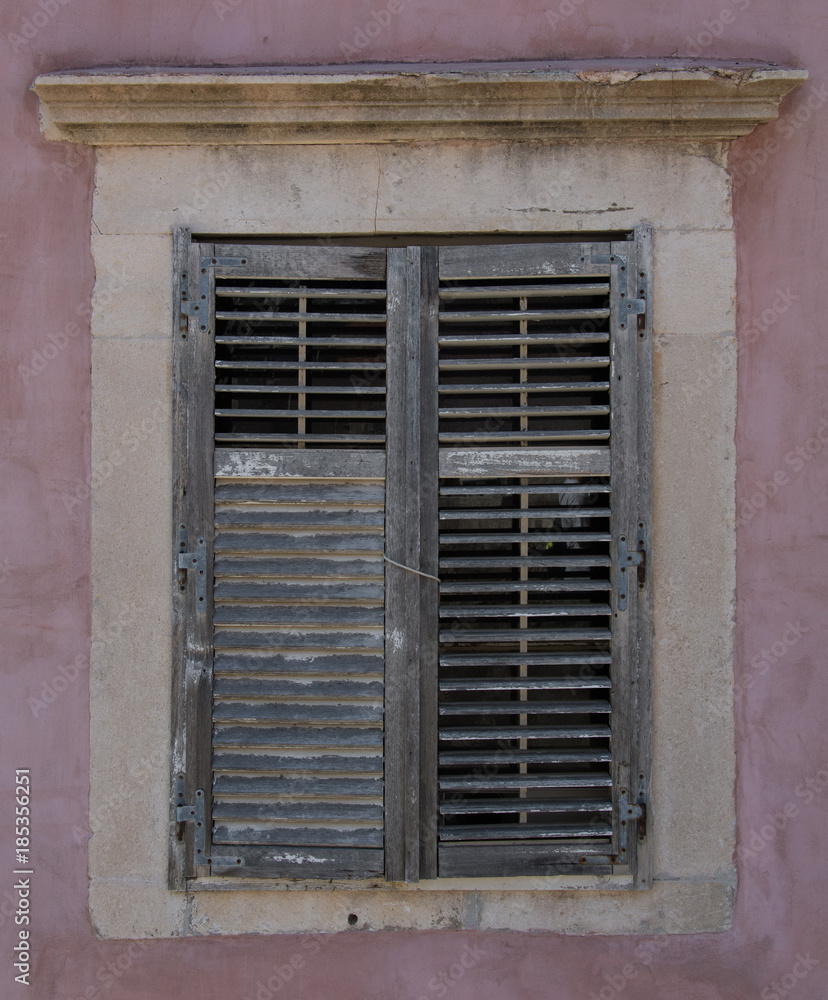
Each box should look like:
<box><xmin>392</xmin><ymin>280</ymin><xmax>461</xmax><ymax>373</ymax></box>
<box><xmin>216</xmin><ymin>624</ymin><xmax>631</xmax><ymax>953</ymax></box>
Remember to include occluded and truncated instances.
<box><xmin>171</xmin><ymin>228</ymin><xmax>652</xmax><ymax>885</ymax></box>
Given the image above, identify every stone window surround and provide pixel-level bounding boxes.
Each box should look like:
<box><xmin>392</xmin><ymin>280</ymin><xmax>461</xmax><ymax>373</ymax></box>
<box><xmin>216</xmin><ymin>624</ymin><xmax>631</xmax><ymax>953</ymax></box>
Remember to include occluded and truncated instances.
<box><xmin>34</xmin><ymin>60</ymin><xmax>804</xmax><ymax>938</ymax></box>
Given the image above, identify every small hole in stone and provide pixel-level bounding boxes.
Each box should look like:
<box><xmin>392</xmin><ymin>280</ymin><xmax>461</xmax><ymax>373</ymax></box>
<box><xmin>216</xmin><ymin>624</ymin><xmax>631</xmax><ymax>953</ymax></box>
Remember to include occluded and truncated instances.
<box><xmin>347</xmin><ymin>913</ymin><xmax>358</xmax><ymax>926</ymax></box>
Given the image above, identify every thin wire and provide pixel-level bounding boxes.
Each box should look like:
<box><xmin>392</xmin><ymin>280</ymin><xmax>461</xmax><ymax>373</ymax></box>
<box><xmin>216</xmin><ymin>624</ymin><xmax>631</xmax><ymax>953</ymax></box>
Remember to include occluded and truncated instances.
<box><xmin>382</xmin><ymin>554</ymin><xmax>441</xmax><ymax>583</ymax></box>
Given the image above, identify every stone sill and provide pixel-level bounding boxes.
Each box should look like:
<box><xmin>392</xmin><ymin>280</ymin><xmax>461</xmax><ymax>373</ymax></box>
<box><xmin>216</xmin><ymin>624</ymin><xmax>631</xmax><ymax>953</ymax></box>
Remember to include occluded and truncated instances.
<box><xmin>34</xmin><ymin>59</ymin><xmax>806</xmax><ymax>145</ymax></box>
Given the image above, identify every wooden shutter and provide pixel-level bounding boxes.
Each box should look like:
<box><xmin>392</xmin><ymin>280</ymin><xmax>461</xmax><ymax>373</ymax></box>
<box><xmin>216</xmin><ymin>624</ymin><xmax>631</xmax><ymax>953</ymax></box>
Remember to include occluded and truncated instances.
<box><xmin>173</xmin><ymin>235</ymin><xmax>393</xmax><ymax>879</ymax></box>
<box><xmin>426</xmin><ymin>236</ymin><xmax>652</xmax><ymax>881</ymax></box>
<box><xmin>171</xmin><ymin>231</ymin><xmax>651</xmax><ymax>886</ymax></box>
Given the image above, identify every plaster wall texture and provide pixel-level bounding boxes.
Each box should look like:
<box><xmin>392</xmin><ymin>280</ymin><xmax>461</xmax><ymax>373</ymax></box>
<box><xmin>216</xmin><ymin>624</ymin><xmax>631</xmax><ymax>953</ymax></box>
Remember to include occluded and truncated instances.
<box><xmin>88</xmin><ymin>141</ymin><xmax>735</xmax><ymax>939</ymax></box>
<box><xmin>2</xmin><ymin>1</ymin><xmax>827</xmax><ymax>999</ymax></box>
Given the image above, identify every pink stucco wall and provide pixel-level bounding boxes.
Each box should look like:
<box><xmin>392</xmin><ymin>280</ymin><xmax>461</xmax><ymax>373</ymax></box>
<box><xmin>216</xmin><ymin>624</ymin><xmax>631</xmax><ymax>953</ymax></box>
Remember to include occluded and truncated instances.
<box><xmin>2</xmin><ymin>3</ymin><xmax>827</xmax><ymax>998</ymax></box>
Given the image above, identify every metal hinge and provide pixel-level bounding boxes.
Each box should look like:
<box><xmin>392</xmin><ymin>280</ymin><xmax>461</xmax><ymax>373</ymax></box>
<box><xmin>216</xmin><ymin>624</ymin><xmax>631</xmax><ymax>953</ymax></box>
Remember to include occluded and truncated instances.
<box><xmin>584</xmin><ymin>249</ymin><xmax>646</xmax><ymax>322</ymax></box>
<box><xmin>175</xmin><ymin>775</ymin><xmax>206</xmax><ymax>863</ymax></box>
<box><xmin>179</xmin><ymin>255</ymin><xmax>248</xmax><ymax>329</ymax></box>
<box><xmin>617</xmin><ymin>524</ymin><xmax>646</xmax><ymax>611</ymax></box>
<box><xmin>623</xmin><ymin>297</ymin><xmax>647</xmax><ymax>316</ymax></box>
<box><xmin>614</xmin><ymin>786</ymin><xmax>647</xmax><ymax>864</ymax></box>
<box><xmin>177</xmin><ymin>525</ymin><xmax>207</xmax><ymax>611</ymax></box>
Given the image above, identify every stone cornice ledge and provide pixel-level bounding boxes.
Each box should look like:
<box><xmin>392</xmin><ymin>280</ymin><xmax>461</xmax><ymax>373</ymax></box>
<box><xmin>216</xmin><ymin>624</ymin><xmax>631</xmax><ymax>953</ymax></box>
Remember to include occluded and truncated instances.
<box><xmin>34</xmin><ymin>60</ymin><xmax>806</xmax><ymax>145</ymax></box>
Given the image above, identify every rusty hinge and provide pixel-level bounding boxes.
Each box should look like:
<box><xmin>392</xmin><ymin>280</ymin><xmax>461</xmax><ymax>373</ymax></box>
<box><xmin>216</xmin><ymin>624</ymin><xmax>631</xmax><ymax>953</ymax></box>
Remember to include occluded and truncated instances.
<box><xmin>613</xmin><ymin>786</ymin><xmax>647</xmax><ymax>865</ymax></box>
<box><xmin>175</xmin><ymin>774</ymin><xmax>206</xmax><ymax>863</ymax></box>
<box><xmin>617</xmin><ymin>524</ymin><xmax>646</xmax><ymax>611</ymax></box>
<box><xmin>177</xmin><ymin>524</ymin><xmax>207</xmax><ymax>611</ymax></box>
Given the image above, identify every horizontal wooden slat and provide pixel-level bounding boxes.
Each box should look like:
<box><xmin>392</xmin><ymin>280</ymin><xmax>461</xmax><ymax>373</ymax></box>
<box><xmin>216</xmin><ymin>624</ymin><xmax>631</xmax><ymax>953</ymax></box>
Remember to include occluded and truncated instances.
<box><xmin>215</xmin><ymin>580</ymin><xmax>384</xmax><ymax>600</ymax></box>
<box><xmin>438</xmin><ymin>507</ymin><xmax>610</xmax><ymax>519</ymax></box>
<box><xmin>439</xmin><ymin>822</ymin><xmax>613</xmax><ymax>840</ymax></box>
<box><xmin>216</xmin><ymin>508</ymin><xmax>383</xmax><ymax>528</ymax></box>
<box><xmin>439</xmin><ymin>749</ymin><xmax>611</xmax><ymax>765</ymax></box>
<box><xmin>213</xmin><ymin>629</ymin><xmax>383</xmax><ymax>650</ymax></box>
<box><xmin>214</xmin><ymin>531</ymin><xmax>383</xmax><ymax>553</ymax></box>
<box><xmin>439</xmin><ymin>555</ymin><xmax>611</xmax><ymax>569</ymax></box>
<box><xmin>439</xmin><ymin>628</ymin><xmax>611</xmax><ymax>643</ymax></box>
<box><xmin>213</xmin><ymin>775</ymin><xmax>382</xmax><ymax>797</ymax></box>
<box><xmin>438</xmin><ymin>333</ymin><xmax>609</xmax><ymax>346</ymax></box>
<box><xmin>213</xmin><ymin>752</ymin><xmax>383</xmax><ymax>772</ymax></box>
<box><xmin>214</xmin><ymin>678</ymin><xmax>383</xmax><ymax>699</ymax></box>
<box><xmin>440</xmin><ymin>652</ymin><xmax>611</xmax><ymax>667</ymax></box>
<box><xmin>213</xmin><ymin>824</ymin><xmax>383</xmax><ymax>848</ymax></box>
<box><xmin>210</xmin><ymin>846</ymin><xmax>385</xmax><ymax>879</ymax></box>
<box><xmin>216</xmin><ymin>286</ymin><xmax>387</xmax><ymax>300</ymax></box>
<box><xmin>216</xmin><ymin>311</ymin><xmax>386</xmax><ymax>323</ymax></box>
<box><xmin>440</xmin><ymin>483</ymin><xmax>610</xmax><ymax>495</ymax></box>
<box><xmin>440</xmin><ymin>774</ymin><xmax>612</xmax><ymax>791</ymax></box>
<box><xmin>440</xmin><ymin>678</ymin><xmax>610</xmax><ymax>691</ymax></box>
<box><xmin>439</xmin><ymin>605</ymin><xmax>611</xmax><ymax>618</ymax></box>
<box><xmin>438</xmin><ymin>244</ymin><xmax>610</xmax><ymax>279</ymax></box>
<box><xmin>215</xmin><ymin>449</ymin><xmax>386</xmax><ymax>479</ymax></box>
<box><xmin>439</xmin><ymin>700</ymin><xmax>611</xmax><ymax>715</ymax></box>
<box><xmin>438</xmin><ymin>843</ymin><xmax>611</xmax><ymax>877</ymax></box>
<box><xmin>215</xmin><ymin>481</ymin><xmax>384</xmax><ymax>503</ymax></box>
<box><xmin>439</xmin><ymin>447</ymin><xmax>610</xmax><ymax>477</ymax></box>
<box><xmin>213</xmin><ymin>652</ymin><xmax>383</xmax><ymax>675</ymax></box>
<box><xmin>214</xmin><ymin>556</ymin><xmax>383</xmax><ymax>577</ymax></box>
<box><xmin>439</xmin><ymin>798</ymin><xmax>611</xmax><ymax>814</ymax></box>
<box><xmin>213</xmin><ymin>701</ymin><xmax>382</xmax><ymax>724</ymax></box>
<box><xmin>213</xmin><ymin>726</ymin><xmax>383</xmax><ymax>748</ymax></box>
<box><xmin>213</xmin><ymin>801</ymin><xmax>383</xmax><ymax>822</ymax></box>
<box><xmin>214</xmin><ymin>244</ymin><xmax>387</xmax><ymax>279</ymax></box>
<box><xmin>439</xmin><ymin>580</ymin><xmax>610</xmax><ymax>594</ymax></box>
<box><xmin>216</xmin><ymin>336</ymin><xmax>386</xmax><ymax>347</ymax></box>
<box><xmin>217</xmin><ymin>359</ymin><xmax>387</xmax><ymax>371</ymax></box>
<box><xmin>439</xmin><ymin>725</ymin><xmax>611</xmax><ymax>740</ymax></box>
<box><xmin>439</xmin><ymin>308</ymin><xmax>610</xmax><ymax>323</ymax></box>
<box><xmin>439</xmin><ymin>282</ymin><xmax>609</xmax><ymax>300</ymax></box>
<box><xmin>439</xmin><ymin>605</ymin><xmax>610</xmax><ymax>619</ymax></box>
<box><xmin>215</xmin><ymin>408</ymin><xmax>386</xmax><ymax>420</ymax></box>
<box><xmin>438</xmin><ymin>380</ymin><xmax>610</xmax><ymax>394</ymax></box>
<box><xmin>439</xmin><ymin>357</ymin><xmax>608</xmax><ymax>370</ymax></box>
<box><xmin>438</xmin><ymin>430</ymin><xmax>609</xmax><ymax>444</ymax></box>
<box><xmin>213</xmin><ymin>604</ymin><xmax>383</xmax><ymax>626</ymax></box>
<box><xmin>439</xmin><ymin>408</ymin><xmax>609</xmax><ymax>421</ymax></box>
<box><xmin>439</xmin><ymin>531</ymin><xmax>610</xmax><ymax>544</ymax></box>
<box><xmin>216</xmin><ymin>433</ymin><xmax>387</xmax><ymax>445</ymax></box>
<box><xmin>215</xmin><ymin>384</ymin><xmax>387</xmax><ymax>396</ymax></box>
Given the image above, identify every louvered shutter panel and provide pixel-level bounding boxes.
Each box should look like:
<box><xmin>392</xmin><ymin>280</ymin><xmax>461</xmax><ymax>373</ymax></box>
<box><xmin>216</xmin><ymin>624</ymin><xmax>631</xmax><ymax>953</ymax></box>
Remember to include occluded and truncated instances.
<box><xmin>429</xmin><ymin>238</ymin><xmax>651</xmax><ymax>880</ymax></box>
<box><xmin>174</xmin><ymin>236</ymin><xmax>393</xmax><ymax>879</ymax></box>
